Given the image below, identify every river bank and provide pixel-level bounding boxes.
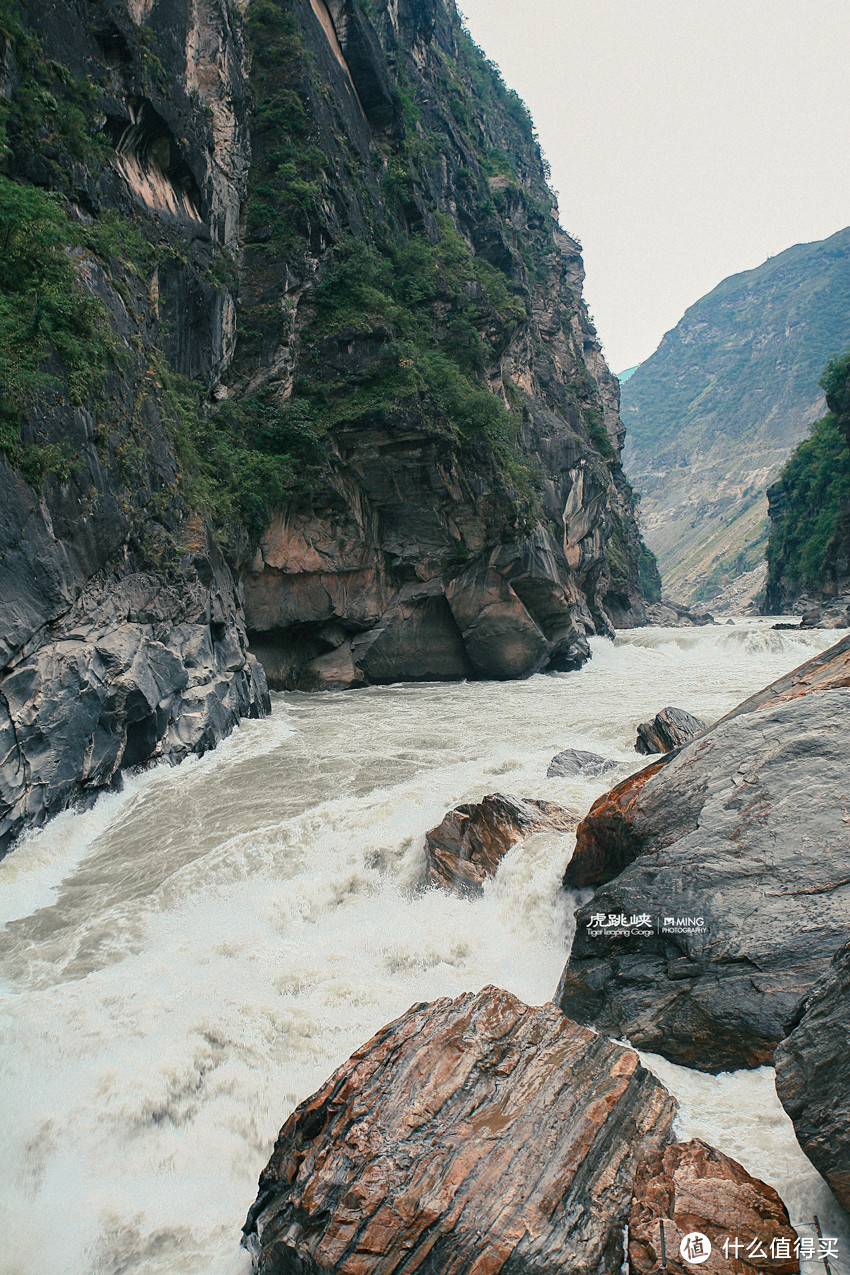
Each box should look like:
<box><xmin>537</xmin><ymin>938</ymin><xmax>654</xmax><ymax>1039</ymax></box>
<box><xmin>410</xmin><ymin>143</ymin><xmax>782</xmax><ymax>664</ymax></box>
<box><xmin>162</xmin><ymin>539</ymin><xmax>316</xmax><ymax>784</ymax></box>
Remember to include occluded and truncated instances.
<box><xmin>0</xmin><ymin>622</ymin><xmax>847</xmax><ymax>1274</ymax></box>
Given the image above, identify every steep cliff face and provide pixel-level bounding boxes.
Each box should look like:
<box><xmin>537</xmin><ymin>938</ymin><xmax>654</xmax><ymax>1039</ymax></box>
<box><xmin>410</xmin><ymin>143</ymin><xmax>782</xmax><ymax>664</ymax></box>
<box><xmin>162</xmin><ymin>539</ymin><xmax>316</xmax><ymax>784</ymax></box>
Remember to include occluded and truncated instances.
<box><xmin>621</xmin><ymin>227</ymin><xmax>850</xmax><ymax>609</ymax></box>
<box><xmin>764</xmin><ymin>351</ymin><xmax>850</xmax><ymax>612</ymax></box>
<box><xmin>0</xmin><ymin>0</ymin><xmax>269</xmax><ymax>856</ymax></box>
<box><xmin>0</xmin><ymin>0</ymin><xmax>649</xmax><ymax>852</ymax></box>
<box><xmin>228</xmin><ymin>0</ymin><xmax>652</xmax><ymax>689</ymax></box>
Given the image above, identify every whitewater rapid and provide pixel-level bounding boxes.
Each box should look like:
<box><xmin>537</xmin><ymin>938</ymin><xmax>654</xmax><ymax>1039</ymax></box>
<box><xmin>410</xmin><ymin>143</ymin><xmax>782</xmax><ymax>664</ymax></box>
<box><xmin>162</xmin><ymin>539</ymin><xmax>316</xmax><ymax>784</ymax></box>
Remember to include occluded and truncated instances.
<box><xmin>0</xmin><ymin>622</ymin><xmax>848</xmax><ymax>1275</ymax></box>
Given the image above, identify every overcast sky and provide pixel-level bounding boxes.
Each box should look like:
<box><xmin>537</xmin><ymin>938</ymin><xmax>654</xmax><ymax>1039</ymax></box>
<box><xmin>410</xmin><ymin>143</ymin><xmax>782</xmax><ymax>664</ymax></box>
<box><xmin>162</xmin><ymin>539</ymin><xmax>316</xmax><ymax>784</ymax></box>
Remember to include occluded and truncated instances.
<box><xmin>458</xmin><ymin>0</ymin><xmax>850</xmax><ymax>372</ymax></box>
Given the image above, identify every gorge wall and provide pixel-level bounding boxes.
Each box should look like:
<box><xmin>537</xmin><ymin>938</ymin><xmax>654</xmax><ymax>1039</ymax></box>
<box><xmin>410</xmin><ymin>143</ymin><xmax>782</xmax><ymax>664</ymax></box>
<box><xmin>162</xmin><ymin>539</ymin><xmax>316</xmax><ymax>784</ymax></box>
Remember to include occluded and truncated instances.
<box><xmin>621</xmin><ymin>226</ymin><xmax>850</xmax><ymax>610</ymax></box>
<box><xmin>0</xmin><ymin>0</ymin><xmax>652</xmax><ymax>853</ymax></box>
<box><xmin>764</xmin><ymin>350</ymin><xmax>850</xmax><ymax>613</ymax></box>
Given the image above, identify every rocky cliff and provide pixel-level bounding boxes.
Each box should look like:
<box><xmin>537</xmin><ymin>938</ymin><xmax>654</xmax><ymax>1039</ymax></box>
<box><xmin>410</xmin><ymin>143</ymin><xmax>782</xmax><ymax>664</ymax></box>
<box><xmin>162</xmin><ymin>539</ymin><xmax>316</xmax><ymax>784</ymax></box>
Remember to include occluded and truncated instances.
<box><xmin>764</xmin><ymin>349</ymin><xmax>850</xmax><ymax>613</ymax></box>
<box><xmin>0</xmin><ymin>0</ymin><xmax>651</xmax><ymax>854</ymax></box>
<box><xmin>621</xmin><ymin>226</ymin><xmax>850</xmax><ymax>609</ymax></box>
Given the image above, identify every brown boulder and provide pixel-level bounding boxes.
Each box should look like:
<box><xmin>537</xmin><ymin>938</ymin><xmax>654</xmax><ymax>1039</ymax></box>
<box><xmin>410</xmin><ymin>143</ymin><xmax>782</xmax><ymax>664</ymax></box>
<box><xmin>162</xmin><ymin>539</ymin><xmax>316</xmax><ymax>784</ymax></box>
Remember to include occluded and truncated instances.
<box><xmin>562</xmin><ymin>758</ymin><xmax>668</xmax><ymax>889</ymax></box>
<box><xmin>635</xmin><ymin>706</ymin><xmax>708</xmax><ymax>755</ymax></box>
<box><xmin>425</xmin><ymin>793</ymin><xmax>578</xmax><ymax>896</ymax></box>
<box><xmin>629</xmin><ymin>1140</ymin><xmax>798</xmax><ymax>1274</ymax></box>
<box><xmin>243</xmin><ymin>987</ymin><xmax>678</xmax><ymax>1275</ymax></box>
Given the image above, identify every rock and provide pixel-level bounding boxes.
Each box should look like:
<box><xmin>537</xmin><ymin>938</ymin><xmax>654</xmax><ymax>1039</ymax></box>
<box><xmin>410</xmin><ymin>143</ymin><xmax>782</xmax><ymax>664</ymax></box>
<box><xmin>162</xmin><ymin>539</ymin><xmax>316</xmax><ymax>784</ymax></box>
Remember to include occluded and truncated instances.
<box><xmin>424</xmin><ymin>793</ymin><xmax>578</xmax><ymax>896</ymax></box>
<box><xmin>646</xmin><ymin>599</ymin><xmax>715</xmax><ymax>627</ymax></box>
<box><xmin>0</xmin><ymin>561</ymin><xmax>270</xmax><ymax>859</ymax></box>
<box><xmin>557</xmin><ymin>636</ymin><xmax>850</xmax><ymax>1071</ymax></box>
<box><xmin>350</xmin><ymin>580</ymin><xmax>474</xmax><ymax>683</ymax></box>
<box><xmin>546</xmin><ymin>747</ymin><xmax>618</xmax><ymax>778</ymax></box>
<box><xmin>800</xmin><ymin>606</ymin><xmax>823</xmax><ymax>628</ymax></box>
<box><xmin>774</xmin><ymin>941</ymin><xmax>850</xmax><ymax>1213</ymax></box>
<box><xmin>242</xmin><ymin>987</ymin><xmax>678</xmax><ymax>1275</ymax></box>
<box><xmin>296</xmin><ymin>641</ymin><xmax>367</xmax><ymax>692</ymax></box>
<box><xmin>628</xmin><ymin>1140</ymin><xmax>798</xmax><ymax>1274</ymax></box>
<box><xmin>635</xmin><ymin>706</ymin><xmax>708</xmax><ymax>754</ymax></box>
<box><xmin>445</xmin><ymin>559</ymin><xmax>551</xmax><ymax>680</ymax></box>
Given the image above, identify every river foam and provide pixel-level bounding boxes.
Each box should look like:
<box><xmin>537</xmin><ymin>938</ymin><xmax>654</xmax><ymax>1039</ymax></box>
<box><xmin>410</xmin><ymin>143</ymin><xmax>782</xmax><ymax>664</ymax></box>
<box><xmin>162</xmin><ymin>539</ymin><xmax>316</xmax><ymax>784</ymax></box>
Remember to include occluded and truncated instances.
<box><xmin>0</xmin><ymin>621</ymin><xmax>847</xmax><ymax>1274</ymax></box>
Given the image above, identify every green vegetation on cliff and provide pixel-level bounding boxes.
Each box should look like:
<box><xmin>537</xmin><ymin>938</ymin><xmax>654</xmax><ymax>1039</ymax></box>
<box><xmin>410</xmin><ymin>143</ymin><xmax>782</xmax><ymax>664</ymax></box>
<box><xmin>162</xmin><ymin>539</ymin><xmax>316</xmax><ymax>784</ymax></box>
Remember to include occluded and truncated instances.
<box><xmin>622</xmin><ymin>227</ymin><xmax>850</xmax><ymax>607</ymax></box>
<box><xmin>765</xmin><ymin>351</ymin><xmax>850</xmax><ymax>607</ymax></box>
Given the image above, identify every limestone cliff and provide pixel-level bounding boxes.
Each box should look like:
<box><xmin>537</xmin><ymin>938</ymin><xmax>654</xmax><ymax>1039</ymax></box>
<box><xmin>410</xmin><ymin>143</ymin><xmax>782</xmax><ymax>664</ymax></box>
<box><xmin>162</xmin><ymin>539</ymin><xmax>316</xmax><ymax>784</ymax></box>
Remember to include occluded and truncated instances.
<box><xmin>0</xmin><ymin>0</ymin><xmax>650</xmax><ymax>853</ymax></box>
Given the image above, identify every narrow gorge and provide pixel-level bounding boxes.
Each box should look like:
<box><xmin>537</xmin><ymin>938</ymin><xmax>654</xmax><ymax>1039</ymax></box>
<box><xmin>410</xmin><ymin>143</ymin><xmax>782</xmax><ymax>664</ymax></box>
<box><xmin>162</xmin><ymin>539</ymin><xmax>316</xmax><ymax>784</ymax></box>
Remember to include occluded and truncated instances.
<box><xmin>0</xmin><ymin>0</ymin><xmax>654</xmax><ymax>856</ymax></box>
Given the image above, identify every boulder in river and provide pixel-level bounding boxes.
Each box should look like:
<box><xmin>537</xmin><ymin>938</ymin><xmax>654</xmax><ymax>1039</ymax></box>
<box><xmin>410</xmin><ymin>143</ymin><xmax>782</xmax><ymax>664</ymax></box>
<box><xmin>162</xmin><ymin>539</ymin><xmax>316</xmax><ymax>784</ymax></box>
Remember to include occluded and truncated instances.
<box><xmin>424</xmin><ymin>793</ymin><xmax>578</xmax><ymax>896</ymax></box>
<box><xmin>242</xmin><ymin>986</ymin><xmax>678</xmax><ymax>1274</ymax></box>
<box><xmin>557</xmin><ymin>634</ymin><xmax>850</xmax><ymax>1071</ymax></box>
<box><xmin>546</xmin><ymin>747</ymin><xmax>618</xmax><ymax>778</ymax></box>
<box><xmin>628</xmin><ymin>1139</ymin><xmax>798</xmax><ymax>1274</ymax></box>
<box><xmin>774</xmin><ymin>940</ymin><xmax>850</xmax><ymax>1214</ymax></box>
<box><xmin>635</xmin><ymin>706</ymin><xmax>708</xmax><ymax>754</ymax></box>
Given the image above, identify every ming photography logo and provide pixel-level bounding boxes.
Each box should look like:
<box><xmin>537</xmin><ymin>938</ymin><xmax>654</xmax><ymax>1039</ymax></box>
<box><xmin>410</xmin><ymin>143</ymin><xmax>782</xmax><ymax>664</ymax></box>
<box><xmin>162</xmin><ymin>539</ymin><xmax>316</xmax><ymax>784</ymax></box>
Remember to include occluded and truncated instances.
<box><xmin>585</xmin><ymin>912</ymin><xmax>707</xmax><ymax>938</ymax></box>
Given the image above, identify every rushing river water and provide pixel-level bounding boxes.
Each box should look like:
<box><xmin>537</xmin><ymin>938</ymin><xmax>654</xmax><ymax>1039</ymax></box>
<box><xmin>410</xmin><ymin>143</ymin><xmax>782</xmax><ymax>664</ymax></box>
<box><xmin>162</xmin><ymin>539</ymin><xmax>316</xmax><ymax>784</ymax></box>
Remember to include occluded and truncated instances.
<box><xmin>1</xmin><ymin>621</ymin><xmax>848</xmax><ymax>1275</ymax></box>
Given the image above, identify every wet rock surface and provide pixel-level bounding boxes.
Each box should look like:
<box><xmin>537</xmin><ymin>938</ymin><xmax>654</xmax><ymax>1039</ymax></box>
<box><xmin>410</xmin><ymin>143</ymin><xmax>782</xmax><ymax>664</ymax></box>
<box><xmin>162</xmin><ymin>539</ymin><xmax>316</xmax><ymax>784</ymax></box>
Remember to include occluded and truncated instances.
<box><xmin>635</xmin><ymin>705</ymin><xmax>708</xmax><ymax>754</ymax></box>
<box><xmin>243</xmin><ymin>986</ymin><xmax>678</xmax><ymax>1275</ymax></box>
<box><xmin>424</xmin><ymin>793</ymin><xmax>578</xmax><ymax>896</ymax></box>
<box><xmin>646</xmin><ymin>599</ymin><xmax>716</xmax><ymax>627</ymax></box>
<box><xmin>546</xmin><ymin>747</ymin><xmax>618</xmax><ymax>778</ymax></box>
<box><xmin>774</xmin><ymin>941</ymin><xmax>850</xmax><ymax>1213</ymax></box>
<box><xmin>628</xmin><ymin>1139</ymin><xmax>798</xmax><ymax>1274</ymax></box>
<box><xmin>558</xmin><ymin>637</ymin><xmax>850</xmax><ymax>1071</ymax></box>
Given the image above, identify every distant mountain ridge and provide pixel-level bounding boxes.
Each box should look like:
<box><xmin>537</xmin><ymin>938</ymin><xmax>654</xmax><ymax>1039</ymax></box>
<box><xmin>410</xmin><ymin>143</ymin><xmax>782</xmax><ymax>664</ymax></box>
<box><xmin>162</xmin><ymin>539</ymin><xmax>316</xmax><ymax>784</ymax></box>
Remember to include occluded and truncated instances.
<box><xmin>621</xmin><ymin>226</ymin><xmax>850</xmax><ymax>608</ymax></box>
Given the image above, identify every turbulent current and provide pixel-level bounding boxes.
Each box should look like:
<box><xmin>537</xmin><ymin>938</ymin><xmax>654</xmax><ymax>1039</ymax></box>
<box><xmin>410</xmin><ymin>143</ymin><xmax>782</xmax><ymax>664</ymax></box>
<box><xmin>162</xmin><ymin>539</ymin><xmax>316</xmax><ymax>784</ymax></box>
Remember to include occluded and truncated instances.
<box><xmin>1</xmin><ymin>622</ymin><xmax>848</xmax><ymax>1275</ymax></box>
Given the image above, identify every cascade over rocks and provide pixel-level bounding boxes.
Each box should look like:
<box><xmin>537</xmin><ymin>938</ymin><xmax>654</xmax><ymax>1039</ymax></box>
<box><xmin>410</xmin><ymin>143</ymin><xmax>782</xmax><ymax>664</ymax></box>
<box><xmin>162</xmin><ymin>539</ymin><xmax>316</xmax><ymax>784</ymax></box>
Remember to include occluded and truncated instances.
<box><xmin>243</xmin><ymin>986</ymin><xmax>678</xmax><ymax>1275</ymax></box>
<box><xmin>635</xmin><ymin>706</ymin><xmax>708</xmax><ymax>754</ymax></box>
<box><xmin>423</xmin><ymin>793</ymin><xmax>578</xmax><ymax>895</ymax></box>
<box><xmin>557</xmin><ymin>635</ymin><xmax>850</xmax><ymax>1071</ymax></box>
<box><xmin>774</xmin><ymin>940</ymin><xmax>850</xmax><ymax>1213</ymax></box>
<box><xmin>628</xmin><ymin>1140</ymin><xmax>798</xmax><ymax>1275</ymax></box>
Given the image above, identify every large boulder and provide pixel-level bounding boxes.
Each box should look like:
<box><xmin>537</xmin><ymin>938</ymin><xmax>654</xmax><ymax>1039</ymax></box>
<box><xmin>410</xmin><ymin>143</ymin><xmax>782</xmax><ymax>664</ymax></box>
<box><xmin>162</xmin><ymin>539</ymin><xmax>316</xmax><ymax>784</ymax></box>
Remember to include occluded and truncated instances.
<box><xmin>424</xmin><ymin>793</ymin><xmax>578</xmax><ymax>896</ymax></box>
<box><xmin>557</xmin><ymin>636</ymin><xmax>850</xmax><ymax>1071</ymax></box>
<box><xmin>774</xmin><ymin>941</ymin><xmax>850</xmax><ymax>1213</ymax></box>
<box><xmin>628</xmin><ymin>1140</ymin><xmax>798</xmax><ymax>1274</ymax></box>
<box><xmin>243</xmin><ymin>987</ymin><xmax>678</xmax><ymax>1275</ymax></box>
<box><xmin>635</xmin><ymin>706</ymin><xmax>707</xmax><ymax>754</ymax></box>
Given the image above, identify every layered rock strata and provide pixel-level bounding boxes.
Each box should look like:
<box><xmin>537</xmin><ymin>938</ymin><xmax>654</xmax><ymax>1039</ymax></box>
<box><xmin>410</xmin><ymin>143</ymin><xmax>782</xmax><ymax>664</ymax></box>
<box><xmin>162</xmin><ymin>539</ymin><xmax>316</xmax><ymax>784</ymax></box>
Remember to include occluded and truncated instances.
<box><xmin>557</xmin><ymin>635</ymin><xmax>850</xmax><ymax>1070</ymax></box>
<box><xmin>243</xmin><ymin>986</ymin><xmax>678</xmax><ymax>1274</ymax></box>
<box><xmin>628</xmin><ymin>1140</ymin><xmax>798</xmax><ymax>1275</ymax></box>
<box><xmin>774</xmin><ymin>940</ymin><xmax>850</xmax><ymax>1214</ymax></box>
<box><xmin>423</xmin><ymin>793</ymin><xmax>578</xmax><ymax>895</ymax></box>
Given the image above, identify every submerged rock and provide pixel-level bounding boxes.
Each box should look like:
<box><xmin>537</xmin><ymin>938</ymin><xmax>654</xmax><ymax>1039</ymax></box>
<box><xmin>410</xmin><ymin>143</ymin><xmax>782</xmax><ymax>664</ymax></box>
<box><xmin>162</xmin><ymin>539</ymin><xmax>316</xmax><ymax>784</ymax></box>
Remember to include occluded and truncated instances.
<box><xmin>557</xmin><ymin>635</ymin><xmax>850</xmax><ymax>1071</ymax></box>
<box><xmin>424</xmin><ymin>793</ymin><xmax>578</xmax><ymax>896</ymax></box>
<box><xmin>774</xmin><ymin>941</ymin><xmax>850</xmax><ymax>1213</ymax></box>
<box><xmin>242</xmin><ymin>987</ymin><xmax>677</xmax><ymax>1275</ymax></box>
<box><xmin>635</xmin><ymin>706</ymin><xmax>708</xmax><ymax>754</ymax></box>
<box><xmin>628</xmin><ymin>1140</ymin><xmax>798</xmax><ymax>1274</ymax></box>
<box><xmin>546</xmin><ymin>747</ymin><xmax>618</xmax><ymax>778</ymax></box>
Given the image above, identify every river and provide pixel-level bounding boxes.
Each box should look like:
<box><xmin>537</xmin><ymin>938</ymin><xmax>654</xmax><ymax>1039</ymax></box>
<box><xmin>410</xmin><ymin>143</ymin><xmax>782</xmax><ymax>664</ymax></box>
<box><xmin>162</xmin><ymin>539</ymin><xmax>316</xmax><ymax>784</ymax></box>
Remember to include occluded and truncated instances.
<box><xmin>1</xmin><ymin>621</ymin><xmax>848</xmax><ymax>1274</ymax></box>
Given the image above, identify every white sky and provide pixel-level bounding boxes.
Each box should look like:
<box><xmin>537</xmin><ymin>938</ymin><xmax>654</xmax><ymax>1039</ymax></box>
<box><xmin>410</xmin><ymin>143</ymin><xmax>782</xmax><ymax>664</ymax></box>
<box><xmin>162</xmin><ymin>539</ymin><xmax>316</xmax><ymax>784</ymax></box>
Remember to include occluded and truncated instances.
<box><xmin>458</xmin><ymin>0</ymin><xmax>850</xmax><ymax>372</ymax></box>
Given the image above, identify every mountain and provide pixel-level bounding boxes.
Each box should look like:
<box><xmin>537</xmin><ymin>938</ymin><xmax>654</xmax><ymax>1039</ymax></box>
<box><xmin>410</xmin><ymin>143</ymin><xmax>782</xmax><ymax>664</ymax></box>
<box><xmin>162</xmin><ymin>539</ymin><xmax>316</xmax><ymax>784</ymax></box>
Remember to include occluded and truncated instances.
<box><xmin>620</xmin><ymin>227</ymin><xmax>850</xmax><ymax>609</ymax></box>
<box><xmin>0</xmin><ymin>0</ymin><xmax>653</xmax><ymax>853</ymax></box>
<box><xmin>765</xmin><ymin>350</ymin><xmax>850</xmax><ymax>611</ymax></box>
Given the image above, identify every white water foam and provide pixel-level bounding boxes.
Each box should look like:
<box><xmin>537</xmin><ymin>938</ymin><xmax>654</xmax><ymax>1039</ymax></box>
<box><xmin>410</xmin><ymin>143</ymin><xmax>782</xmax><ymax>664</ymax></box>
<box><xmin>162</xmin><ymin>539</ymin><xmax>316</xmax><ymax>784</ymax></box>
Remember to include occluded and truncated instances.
<box><xmin>0</xmin><ymin>622</ymin><xmax>846</xmax><ymax>1274</ymax></box>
